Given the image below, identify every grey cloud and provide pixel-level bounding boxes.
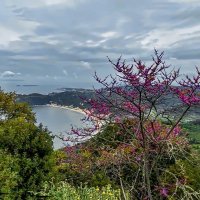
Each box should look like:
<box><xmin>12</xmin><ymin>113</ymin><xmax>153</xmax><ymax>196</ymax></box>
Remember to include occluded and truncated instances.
<box><xmin>171</xmin><ymin>7</ymin><xmax>200</xmax><ymax>28</ymax></box>
<box><xmin>0</xmin><ymin>0</ymin><xmax>200</xmax><ymax>92</ymax></box>
<box><xmin>164</xmin><ymin>36</ymin><xmax>200</xmax><ymax>60</ymax></box>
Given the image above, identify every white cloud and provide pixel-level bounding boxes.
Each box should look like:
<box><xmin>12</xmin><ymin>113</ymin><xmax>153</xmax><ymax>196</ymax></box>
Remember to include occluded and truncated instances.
<box><xmin>6</xmin><ymin>0</ymin><xmax>87</xmax><ymax>8</ymax></box>
<box><xmin>24</xmin><ymin>35</ymin><xmax>59</xmax><ymax>46</ymax></box>
<box><xmin>0</xmin><ymin>19</ymin><xmax>39</xmax><ymax>48</ymax></box>
<box><xmin>124</xmin><ymin>35</ymin><xmax>134</xmax><ymax>40</ymax></box>
<box><xmin>44</xmin><ymin>0</ymin><xmax>70</xmax><ymax>5</ymax></box>
<box><xmin>73</xmin><ymin>38</ymin><xmax>107</xmax><ymax>48</ymax></box>
<box><xmin>85</xmin><ymin>39</ymin><xmax>107</xmax><ymax>47</ymax></box>
<box><xmin>116</xmin><ymin>17</ymin><xmax>130</xmax><ymax>28</ymax></box>
<box><xmin>168</xmin><ymin>0</ymin><xmax>200</xmax><ymax>3</ymax></box>
<box><xmin>101</xmin><ymin>31</ymin><xmax>118</xmax><ymax>38</ymax></box>
<box><xmin>141</xmin><ymin>25</ymin><xmax>200</xmax><ymax>49</ymax></box>
<box><xmin>80</xmin><ymin>61</ymin><xmax>91</xmax><ymax>69</ymax></box>
<box><xmin>44</xmin><ymin>0</ymin><xmax>87</xmax><ymax>6</ymax></box>
<box><xmin>1</xmin><ymin>71</ymin><xmax>21</xmax><ymax>78</ymax></box>
<box><xmin>0</xmin><ymin>26</ymin><xmax>21</xmax><ymax>47</ymax></box>
<box><xmin>63</xmin><ymin>69</ymin><xmax>68</xmax><ymax>76</ymax></box>
<box><xmin>11</xmin><ymin>55</ymin><xmax>47</xmax><ymax>60</ymax></box>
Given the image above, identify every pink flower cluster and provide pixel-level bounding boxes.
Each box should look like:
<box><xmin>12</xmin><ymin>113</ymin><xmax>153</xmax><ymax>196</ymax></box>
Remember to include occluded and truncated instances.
<box><xmin>173</xmin><ymin>88</ymin><xmax>200</xmax><ymax>105</ymax></box>
<box><xmin>123</xmin><ymin>101</ymin><xmax>140</xmax><ymax>113</ymax></box>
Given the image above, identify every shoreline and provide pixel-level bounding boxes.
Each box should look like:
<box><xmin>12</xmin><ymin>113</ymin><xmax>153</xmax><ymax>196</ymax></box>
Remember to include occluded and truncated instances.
<box><xmin>33</xmin><ymin>104</ymin><xmax>86</xmax><ymax>115</ymax></box>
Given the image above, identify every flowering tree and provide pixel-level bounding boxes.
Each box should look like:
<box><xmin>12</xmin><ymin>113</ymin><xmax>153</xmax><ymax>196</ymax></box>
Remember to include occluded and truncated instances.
<box><xmin>65</xmin><ymin>50</ymin><xmax>200</xmax><ymax>199</ymax></box>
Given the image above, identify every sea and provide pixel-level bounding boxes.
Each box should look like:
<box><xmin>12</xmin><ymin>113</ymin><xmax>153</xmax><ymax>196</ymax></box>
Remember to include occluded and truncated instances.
<box><xmin>0</xmin><ymin>83</ymin><xmax>63</xmax><ymax>94</ymax></box>
<box><xmin>32</xmin><ymin>106</ymin><xmax>85</xmax><ymax>149</ymax></box>
<box><xmin>1</xmin><ymin>83</ymin><xmax>86</xmax><ymax>149</ymax></box>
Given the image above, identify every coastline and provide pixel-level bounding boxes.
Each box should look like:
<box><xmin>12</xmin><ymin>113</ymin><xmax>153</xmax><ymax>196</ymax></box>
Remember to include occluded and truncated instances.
<box><xmin>33</xmin><ymin>104</ymin><xmax>86</xmax><ymax>115</ymax></box>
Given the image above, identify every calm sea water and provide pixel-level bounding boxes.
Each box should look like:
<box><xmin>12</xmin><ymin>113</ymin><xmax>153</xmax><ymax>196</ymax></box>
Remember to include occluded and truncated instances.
<box><xmin>32</xmin><ymin>106</ymin><xmax>85</xmax><ymax>149</ymax></box>
<box><xmin>1</xmin><ymin>83</ymin><xmax>62</xmax><ymax>94</ymax></box>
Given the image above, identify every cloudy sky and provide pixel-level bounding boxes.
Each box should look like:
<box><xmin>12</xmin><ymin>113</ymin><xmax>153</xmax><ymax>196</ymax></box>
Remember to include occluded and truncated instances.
<box><xmin>0</xmin><ymin>0</ymin><xmax>200</xmax><ymax>93</ymax></box>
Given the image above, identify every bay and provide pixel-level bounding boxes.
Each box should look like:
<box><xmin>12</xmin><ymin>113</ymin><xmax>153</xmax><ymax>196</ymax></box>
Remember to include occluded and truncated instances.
<box><xmin>32</xmin><ymin>105</ymin><xmax>85</xmax><ymax>149</ymax></box>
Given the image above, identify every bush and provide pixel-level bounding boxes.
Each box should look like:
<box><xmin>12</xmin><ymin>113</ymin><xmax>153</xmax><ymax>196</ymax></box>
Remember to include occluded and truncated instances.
<box><xmin>0</xmin><ymin>91</ymin><xmax>55</xmax><ymax>199</ymax></box>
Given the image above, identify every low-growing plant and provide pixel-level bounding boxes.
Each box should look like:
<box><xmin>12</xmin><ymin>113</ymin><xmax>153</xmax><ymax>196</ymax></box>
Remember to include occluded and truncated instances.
<box><xmin>36</xmin><ymin>181</ymin><xmax>124</xmax><ymax>200</ymax></box>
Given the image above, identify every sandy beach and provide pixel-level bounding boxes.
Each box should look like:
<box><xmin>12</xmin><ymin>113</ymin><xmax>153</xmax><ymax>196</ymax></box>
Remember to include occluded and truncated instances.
<box><xmin>44</xmin><ymin>103</ymin><xmax>86</xmax><ymax>115</ymax></box>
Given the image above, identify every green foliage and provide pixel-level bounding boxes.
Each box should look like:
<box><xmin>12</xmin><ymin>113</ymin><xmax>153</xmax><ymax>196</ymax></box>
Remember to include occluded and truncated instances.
<box><xmin>18</xmin><ymin>89</ymin><xmax>94</xmax><ymax>108</ymax></box>
<box><xmin>158</xmin><ymin>151</ymin><xmax>200</xmax><ymax>199</ymax></box>
<box><xmin>0</xmin><ymin>90</ymin><xmax>55</xmax><ymax>199</ymax></box>
<box><xmin>62</xmin><ymin>118</ymin><xmax>200</xmax><ymax>199</ymax></box>
<box><xmin>88</xmin><ymin>124</ymin><xmax>125</xmax><ymax>149</ymax></box>
<box><xmin>181</xmin><ymin>120</ymin><xmax>200</xmax><ymax>144</ymax></box>
<box><xmin>0</xmin><ymin>91</ymin><xmax>35</xmax><ymax>122</ymax></box>
<box><xmin>37</xmin><ymin>181</ymin><xmax>123</xmax><ymax>200</ymax></box>
<box><xmin>88</xmin><ymin>119</ymin><xmax>138</xmax><ymax>149</ymax></box>
<box><xmin>0</xmin><ymin>150</ymin><xmax>20</xmax><ymax>199</ymax></box>
<box><xmin>58</xmin><ymin>152</ymin><xmax>113</xmax><ymax>188</ymax></box>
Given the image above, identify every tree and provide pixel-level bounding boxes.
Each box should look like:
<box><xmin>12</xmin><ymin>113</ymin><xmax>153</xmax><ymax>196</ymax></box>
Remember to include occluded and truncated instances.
<box><xmin>66</xmin><ymin>50</ymin><xmax>200</xmax><ymax>199</ymax></box>
<box><xmin>0</xmin><ymin>149</ymin><xmax>20</xmax><ymax>199</ymax></box>
<box><xmin>0</xmin><ymin>90</ymin><xmax>54</xmax><ymax>199</ymax></box>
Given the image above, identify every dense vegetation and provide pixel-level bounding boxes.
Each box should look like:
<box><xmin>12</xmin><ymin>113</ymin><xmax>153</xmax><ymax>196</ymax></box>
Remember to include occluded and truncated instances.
<box><xmin>63</xmin><ymin>51</ymin><xmax>200</xmax><ymax>199</ymax></box>
<box><xmin>182</xmin><ymin>120</ymin><xmax>200</xmax><ymax>144</ymax></box>
<box><xmin>1</xmin><ymin>51</ymin><xmax>200</xmax><ymax>199</ymax></box>
<box><xmin>0</xmin><ymin>91</ymin><xmax>55</xmax><ymax>199</ymax></box>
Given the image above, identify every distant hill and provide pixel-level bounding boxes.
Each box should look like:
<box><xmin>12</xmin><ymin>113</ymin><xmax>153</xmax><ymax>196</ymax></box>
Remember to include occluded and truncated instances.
<box><xmin>17</xmin><ymin>88</ymin><xmax>94</xmax><ymax>108</ymax></box>
<box><xmin>17</xmin><ymin>87</ymin><xmax>200</xmax><ymax>120</ymax></box>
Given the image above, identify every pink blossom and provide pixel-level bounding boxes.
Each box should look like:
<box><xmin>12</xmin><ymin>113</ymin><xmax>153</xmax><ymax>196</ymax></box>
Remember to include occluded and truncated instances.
<box><xmin>160</xmin><ymin>187</ymin><xmax>168</xmax><ymax>197</ymax></box>
<box><xmin>173</xmin><ymin>125</ymin><xmax>181</xmax><ymax>136</ymax></box>
<box><xmin>114</xmin><ymin>116</ymin><xmax>121</xmax><ymax>123</ymax></box>
<box><xmin>123</xmin><ymin>101</ymin><xmax>139</xmax><ymax>113</ymax></box>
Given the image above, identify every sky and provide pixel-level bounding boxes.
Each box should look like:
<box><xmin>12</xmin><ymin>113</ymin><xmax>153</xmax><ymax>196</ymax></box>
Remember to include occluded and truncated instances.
<box><xmin>0</xmin><ymin>0</ymin><xmax>200</xmax><ymax>93</ymax></box>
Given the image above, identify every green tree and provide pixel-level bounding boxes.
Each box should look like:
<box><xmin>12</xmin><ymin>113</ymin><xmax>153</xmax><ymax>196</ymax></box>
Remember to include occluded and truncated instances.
<box><xmin>0</xmin><ymin>149</ymin><xmax>20</xmax><ymax>199</ymax></box>
<box><xmin>0</xmin><ymin>90</ymin><xmax>54</xmax><ymax>199</ymax></box>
